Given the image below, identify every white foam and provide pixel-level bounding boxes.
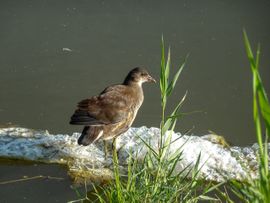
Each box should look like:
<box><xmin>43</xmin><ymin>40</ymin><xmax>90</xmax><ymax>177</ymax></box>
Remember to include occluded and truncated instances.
<box><xmin>0</xmin><ymin>127</ymin><xmax>269</xmax><ymax>182</ymax></box>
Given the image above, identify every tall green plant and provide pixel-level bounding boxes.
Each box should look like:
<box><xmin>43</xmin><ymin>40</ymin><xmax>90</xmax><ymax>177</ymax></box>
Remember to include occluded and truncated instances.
<box><xmin>90</xmin><ymin>38</ymin><xmax>219</xmax><ymax>203</ymax></box>
<box><xmin>227</xmin><ymin>31</ymin><xmax>270</xmax><ymax>203</ymax></box>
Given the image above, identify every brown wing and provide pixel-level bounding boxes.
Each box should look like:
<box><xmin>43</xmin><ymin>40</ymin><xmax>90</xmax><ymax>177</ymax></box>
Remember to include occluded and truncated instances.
<box><xmin>70</xmin><ymin>85</ymin><xmax>132</xmax><ymax>125</ymax></box>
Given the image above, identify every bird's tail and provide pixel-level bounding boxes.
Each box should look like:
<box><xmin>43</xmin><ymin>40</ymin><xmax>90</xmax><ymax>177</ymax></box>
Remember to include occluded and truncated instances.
<box><xmin>78</xmin><ymin>126</ymin><xmax>103</xmax><ymax>146</ymax></box>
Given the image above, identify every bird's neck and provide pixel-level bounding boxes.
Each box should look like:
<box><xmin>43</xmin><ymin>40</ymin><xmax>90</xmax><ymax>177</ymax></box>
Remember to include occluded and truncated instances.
<box><xmin>125</xmin><ymin>82</ymin><xmax>144</xmax><ymax>108</ymax></box>
<box><xmin>123</xmin><ymin>81</ymin><xmax>144</xmax><ymax>101</ymax></box>
<box><xmin>123</xmin><ymin>80</ymin><xmax>143</xmax><ymax>88</ymax></box>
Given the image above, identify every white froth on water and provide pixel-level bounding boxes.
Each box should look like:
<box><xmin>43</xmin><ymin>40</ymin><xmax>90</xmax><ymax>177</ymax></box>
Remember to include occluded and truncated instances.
<box><xmin>0</xmin><ymin>127</ymin><xmax>269</xmax><ymax>182</ymax></box>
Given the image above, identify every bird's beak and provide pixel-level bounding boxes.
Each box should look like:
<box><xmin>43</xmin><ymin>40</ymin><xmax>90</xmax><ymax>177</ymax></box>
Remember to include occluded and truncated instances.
<box><xmin>147</xmin><ymin>75</ymin><xmax>156</xmax><ymax>83</ymax></box>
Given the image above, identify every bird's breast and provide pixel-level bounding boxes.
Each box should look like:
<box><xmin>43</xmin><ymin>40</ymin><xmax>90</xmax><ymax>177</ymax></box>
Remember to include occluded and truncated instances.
<box><xmin>129</xmin><ymin>86</ymin><xmax>144</xmax><ymax>110</ymax></box>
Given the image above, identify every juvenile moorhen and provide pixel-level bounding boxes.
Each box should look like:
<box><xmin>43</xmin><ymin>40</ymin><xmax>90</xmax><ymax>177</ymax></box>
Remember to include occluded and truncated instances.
<box><xmin>70</xmin><ymin>67</ymin><xmax>155</xmax><ymax>149</ymax></box>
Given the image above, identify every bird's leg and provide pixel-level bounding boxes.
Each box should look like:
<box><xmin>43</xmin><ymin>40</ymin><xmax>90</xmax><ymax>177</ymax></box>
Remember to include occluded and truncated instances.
<box><xmin>103</xmin><ymin>140</ymin><xmax>108</xmax><ymax>160</ymax></box>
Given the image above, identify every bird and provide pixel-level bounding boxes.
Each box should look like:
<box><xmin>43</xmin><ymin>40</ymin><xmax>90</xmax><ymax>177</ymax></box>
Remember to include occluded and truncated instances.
<box><xmin>70</xmin><ymin>67</ymin><xmax>156</xmax><ymax>149</ymax></box>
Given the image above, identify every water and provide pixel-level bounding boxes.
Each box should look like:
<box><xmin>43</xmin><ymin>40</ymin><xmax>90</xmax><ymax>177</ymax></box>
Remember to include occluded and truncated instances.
<box><xmin>0</xmin><ymin>0</ymin><xmax>270</xmax><ymax>202</ymax></box>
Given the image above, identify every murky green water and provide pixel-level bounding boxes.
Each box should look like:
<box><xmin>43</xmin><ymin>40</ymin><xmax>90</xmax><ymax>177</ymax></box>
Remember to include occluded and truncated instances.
<box><xmin>0</xmin><ymin>0</ymin><xmax>269</xmax><ymax>202</ymax></box>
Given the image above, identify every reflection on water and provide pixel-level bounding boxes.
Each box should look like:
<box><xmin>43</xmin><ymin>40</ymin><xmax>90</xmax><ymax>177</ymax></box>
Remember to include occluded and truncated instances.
<box><xmin>0</xmin><ymin>0</ymin><xmax>269</xmax><ymax>202</ymax></box>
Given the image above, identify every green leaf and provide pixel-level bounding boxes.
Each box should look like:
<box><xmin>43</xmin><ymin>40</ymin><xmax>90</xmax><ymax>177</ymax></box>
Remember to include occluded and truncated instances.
<box><xmin>199</xmin><ymin>195</ymin><xmax>219</xmax><ymax>201</ymax></box>
<box><xmin>160</xmin><ymin>36</ymin><xmax>166</xmax><ymax>95</ymax></box>
<box><xmin>166</xmin><ymin>55</ymin><xmax>188</xmax><ymax>97</ymax></box>
<box><xmin>243</xmin><ymin>29</ymin><xmax>256</xmax><ymax>69</ymax></box>
<box><xmin>165</xmin><ymin>47</ymin><xmax>171</xmax><ymax>86</ymax></box>
<box><xmin>162</xmin><ymin>91</ymin><xmax>187</xmax><ymax>135</ymax></box>
<box><xmin>139</xmin><ymin>136</ymin><xmax>159</xmax><ymax>159</ymax></box>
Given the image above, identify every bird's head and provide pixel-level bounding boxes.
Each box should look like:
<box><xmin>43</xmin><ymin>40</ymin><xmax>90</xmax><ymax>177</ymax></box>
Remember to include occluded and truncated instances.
<box><xmin>123</xmin><ymin>67</ymin><xmax>156</xmax><ymax>86</ymax></box>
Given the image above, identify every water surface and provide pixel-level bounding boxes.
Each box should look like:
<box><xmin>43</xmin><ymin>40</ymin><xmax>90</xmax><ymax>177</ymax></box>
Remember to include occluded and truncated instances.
<box><xmin>0</xmin><ymin>0</ymin><xmax>270</xmax><ymax>202</ymax></box>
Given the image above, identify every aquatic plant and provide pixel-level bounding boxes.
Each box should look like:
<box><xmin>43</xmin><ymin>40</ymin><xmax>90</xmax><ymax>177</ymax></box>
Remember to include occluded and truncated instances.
<box><xmin>220</xmin><ymin>31</ymin><xmax>270</xmax><ymax>203</ymax></box>
<box><xmin>89</xmin><ymin>38</ymin><xmax>220</xmax><ymax>203</ymax></box>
